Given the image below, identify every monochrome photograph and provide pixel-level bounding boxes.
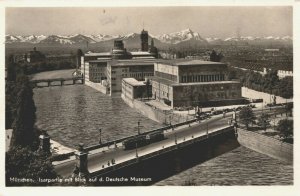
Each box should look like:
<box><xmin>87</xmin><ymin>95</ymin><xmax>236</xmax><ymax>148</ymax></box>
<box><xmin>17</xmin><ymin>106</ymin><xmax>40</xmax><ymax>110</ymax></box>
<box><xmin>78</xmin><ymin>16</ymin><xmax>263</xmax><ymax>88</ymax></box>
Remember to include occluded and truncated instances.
<box><xmin>4</xmin><ymin>5</ymin><xmax>294</xmax><ymax>188</ymax></box>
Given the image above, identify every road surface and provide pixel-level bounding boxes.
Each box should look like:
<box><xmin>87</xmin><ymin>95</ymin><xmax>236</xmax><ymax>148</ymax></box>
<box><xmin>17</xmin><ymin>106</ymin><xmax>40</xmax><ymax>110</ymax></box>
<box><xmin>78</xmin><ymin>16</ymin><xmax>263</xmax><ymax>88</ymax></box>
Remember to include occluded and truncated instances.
<box><xmin>54</xmin><ymin>113</ymin><xmax>232</xmax><ymax>177</ymax></box>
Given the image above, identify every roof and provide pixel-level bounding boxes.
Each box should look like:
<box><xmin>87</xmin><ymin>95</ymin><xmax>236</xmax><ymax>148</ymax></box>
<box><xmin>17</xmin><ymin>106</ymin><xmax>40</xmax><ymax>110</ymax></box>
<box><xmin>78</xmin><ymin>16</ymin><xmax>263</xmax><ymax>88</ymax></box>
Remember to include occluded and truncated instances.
<box><xmin>89</xmin><ymin>59</ymin><xmax>111</xmax><ymax>63</ymax></box>
<box><xmin>110</xmin><ymin>59</ymin><xmax>156</xmax><ymax>66</ymax></box>
<box><xmin>123</xmin><ymin>78</ymin><xmax>146</xmax><ymax>86</ymax></box>
<box><xmin>85</xmin><ymin>52</ymin><xmax>112</xmax><ymax>57</ymax></box>
<box><xmin>156</xmin><ymin>59</ymin><xmax>227</xmax><ymax>67</ymax></box>
<box><xmin>130</xmin><ymin>51</ymin><xmax>152</xmax><ymax>56</ymax></box>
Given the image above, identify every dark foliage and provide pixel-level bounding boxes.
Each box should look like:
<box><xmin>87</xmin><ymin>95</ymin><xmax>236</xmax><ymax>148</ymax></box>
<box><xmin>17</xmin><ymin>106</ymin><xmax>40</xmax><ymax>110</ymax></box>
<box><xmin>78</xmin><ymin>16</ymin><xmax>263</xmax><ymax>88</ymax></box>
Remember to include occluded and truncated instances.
<box><xmin>10</xmin><ymin>75</ymin><xmax>38</xmax><ymax>149</ymax></box>
<box><xmin>277</xmin><ymin>119</ymin><xmax>293</xmax><ymax>139</ymax></box>
<box><xmin>257</xmin><ymin>113</ymin><xmax>271</xmax><ymax>131</ymax></box>
<box><xmin>240</xmin><ymin>69</ymin><xmax>293</xmax><ymax>99</ymax></box>
<box><xmin>210</xmin><ymin>50</ymin><xmax>223</xmax><ymax>62</ymax></box>
<box><xmin>239</xmin><ymin>106</ymin><xmax>256</xmax><ymax>130</ymax></box>
<box><xmin>6</xmin><ymin>146</ymin><xmax>58</xmax><ymax>186</ymax></box>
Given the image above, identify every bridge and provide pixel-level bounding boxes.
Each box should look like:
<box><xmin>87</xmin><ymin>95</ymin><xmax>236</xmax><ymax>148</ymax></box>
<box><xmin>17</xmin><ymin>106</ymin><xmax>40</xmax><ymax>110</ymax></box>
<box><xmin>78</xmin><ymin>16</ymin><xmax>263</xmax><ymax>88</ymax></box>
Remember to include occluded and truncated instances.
<box><xmin>52</xmin><ymin>112</ymin><xmax>238</xmax><ymax>185</ymax></box>
<box><xmin>30</xmin><ymin>76</ymin><xmax>84</xmax><ymax>88</ymax></box>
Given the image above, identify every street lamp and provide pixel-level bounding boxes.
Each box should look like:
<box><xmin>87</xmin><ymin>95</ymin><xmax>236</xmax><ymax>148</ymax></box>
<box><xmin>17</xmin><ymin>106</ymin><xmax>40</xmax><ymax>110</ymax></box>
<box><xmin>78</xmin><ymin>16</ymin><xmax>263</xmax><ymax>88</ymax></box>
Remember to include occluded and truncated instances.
<box><xmin>98</xmin><ymin>129</ymin><xmax>102</xmax><ymax>144</ymax></box>
<box><xmin>206</xmin><ymin>122</ymin><xmax>209</xmax><ymax>137</ymax></box>
<box><xmin>135</xmin><ymin>143</ymin><xmax>138</xmax><ymax>157</ymax></box>
<box><xmin>137</xmin><ymin>121</ymin><xmax>140</xmax><ymax>135</ymax></box>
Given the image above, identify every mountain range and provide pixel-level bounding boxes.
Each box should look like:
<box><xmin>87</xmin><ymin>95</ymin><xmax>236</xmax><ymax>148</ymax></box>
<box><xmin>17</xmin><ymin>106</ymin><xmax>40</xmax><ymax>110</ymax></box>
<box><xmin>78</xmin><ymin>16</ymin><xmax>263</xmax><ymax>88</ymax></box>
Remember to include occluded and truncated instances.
<box><xmin>5</xmin><ymin>28</ymin><xmax>293</xmax><ymax>47</ymax></box>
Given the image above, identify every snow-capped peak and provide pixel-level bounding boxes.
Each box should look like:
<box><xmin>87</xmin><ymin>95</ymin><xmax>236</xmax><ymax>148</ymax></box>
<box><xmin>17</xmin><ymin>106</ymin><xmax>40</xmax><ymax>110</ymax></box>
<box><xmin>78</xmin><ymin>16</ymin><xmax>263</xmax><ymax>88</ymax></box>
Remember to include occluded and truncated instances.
<box><xmin>155</xmin><ymin>28</ymin><xmax>206</xmax><ymax>44</ymax></box>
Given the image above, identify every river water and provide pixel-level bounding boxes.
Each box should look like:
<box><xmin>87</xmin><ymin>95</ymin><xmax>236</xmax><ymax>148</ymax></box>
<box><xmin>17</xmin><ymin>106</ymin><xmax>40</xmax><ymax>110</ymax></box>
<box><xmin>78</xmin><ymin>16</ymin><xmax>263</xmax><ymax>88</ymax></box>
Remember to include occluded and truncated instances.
<box><xmin>33</xmin><ymin>85</ymin><xmax>162</xmax><ymax>149</ymax></box>
<box><xmin>33</xmin><ymin>84</ymin><xmax>293</xmax><ymax>186</ymax></box>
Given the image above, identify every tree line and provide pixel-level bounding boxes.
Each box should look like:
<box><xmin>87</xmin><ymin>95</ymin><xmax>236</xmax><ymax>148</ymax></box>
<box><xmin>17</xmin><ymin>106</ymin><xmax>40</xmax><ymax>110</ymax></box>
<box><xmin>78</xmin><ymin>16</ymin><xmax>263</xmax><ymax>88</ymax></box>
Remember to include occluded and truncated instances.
<box><xmin>6</xmin><ymin>61</ymin><xmax>58</xmax><ymax>186</ymax></box>
<box><xmin>229</xmin><ymin>67</ymin><xmax>293</xmax><ymax>99</ymax></box>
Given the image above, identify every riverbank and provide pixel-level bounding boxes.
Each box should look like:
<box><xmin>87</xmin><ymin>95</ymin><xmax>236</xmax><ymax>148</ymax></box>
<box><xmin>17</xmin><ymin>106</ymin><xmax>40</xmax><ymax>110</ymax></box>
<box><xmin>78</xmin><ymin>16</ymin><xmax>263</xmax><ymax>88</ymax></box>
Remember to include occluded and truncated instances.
<box><xmin>237</xmin><ymin>128</ymin><xmax>293</xmax><ymax>164</ymax></box>
<box><xmin>121</xmin><ymin>94</ymin><xmax>189</xmax><ymax>124</ymax></box>
<box><xmin>84</xmin><ymin>80</ymin><xmax>108</xmax><ymax>94</ymax></box>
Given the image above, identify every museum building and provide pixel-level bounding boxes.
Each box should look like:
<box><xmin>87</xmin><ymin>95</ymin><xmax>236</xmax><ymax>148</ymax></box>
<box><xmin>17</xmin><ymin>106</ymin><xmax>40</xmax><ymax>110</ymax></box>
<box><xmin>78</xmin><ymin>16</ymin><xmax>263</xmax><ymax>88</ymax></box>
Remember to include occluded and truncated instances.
<box><xmin>151</xmin><ymin>60</ymin><xmax>243</xmax><ymax>108</ymax></box>
<box><xmin>80</xmin><ymin>29</ymin><xmax>158</xmax><ymax>94</ymax></box>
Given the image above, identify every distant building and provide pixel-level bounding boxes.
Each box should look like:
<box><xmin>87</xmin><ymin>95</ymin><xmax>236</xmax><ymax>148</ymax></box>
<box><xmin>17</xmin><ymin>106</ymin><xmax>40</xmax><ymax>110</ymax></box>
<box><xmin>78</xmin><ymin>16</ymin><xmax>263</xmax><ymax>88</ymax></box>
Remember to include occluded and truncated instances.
<box><xmin>263</xmin><ymin>67</ymin><xmax>293</xmax><ymax>79</ymax></box>
<box><xmin>151</xmin><ymin>60</ymin><xmax>242</xmax><ymax>108</ymax></box>
<box><xmin>277</xmin><ymin>69</ymin><xmax>293</xmax><ymax>79</ymax></box>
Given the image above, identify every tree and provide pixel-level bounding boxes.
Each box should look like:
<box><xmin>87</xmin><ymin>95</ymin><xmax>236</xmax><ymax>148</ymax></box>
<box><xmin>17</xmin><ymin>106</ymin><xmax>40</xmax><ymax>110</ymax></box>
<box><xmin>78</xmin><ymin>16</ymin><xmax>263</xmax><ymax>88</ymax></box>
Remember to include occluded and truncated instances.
<box><xmin>257</xmin><ymin>113</ymin><xmax>271</xmax><ymax>131</ymax></box>
<box><xmin>6</xmin><ymin>146</ymin><xmax>58</xmax><ymax>186</ymax></box>
<box><xmin>239</xmin><ymin>106</ymin><xmax>256</xmax><ymax>130</ymax></box>
<box><xmin>264</xmin><ymin>69</ymin><xmax>279</xmax><ymax>94</ymax></box>
<box><xmin>278</xmin><ymin>76</ymin><xmax>293</xmax><ymax>99</ymax></box>
<box><xmin>6</xmin><ymin>55</ymin><xmax>17</xmax><ymax>81</ymax></box>
<box><xmin>11</xmin><ymin>75</ymin><xmax>38</xmax><ymax>149</ymax></box>
<box><xmin>276</xmin><ymin>119</ymin><xmax>293</xmax><ymax>139</ymax></box>
<box><xmin>210</xmin><ymin>50</ymin><xmax>218</xmax><ymax>62</ymax></box>
<box><xmin>210</xmin><ymin>50</ymin><xmax>223</xmax><ymax>62</ymax></box>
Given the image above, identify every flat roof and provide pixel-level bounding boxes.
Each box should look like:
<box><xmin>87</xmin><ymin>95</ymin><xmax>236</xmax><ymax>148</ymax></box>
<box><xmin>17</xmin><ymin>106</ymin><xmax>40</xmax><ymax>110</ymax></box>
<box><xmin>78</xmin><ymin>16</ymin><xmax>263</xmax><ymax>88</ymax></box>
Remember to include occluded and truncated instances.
<box><xmin>89</xmin><ymin>59</ymin><xmax>111</xmax><ymax>63</ymax></box>
<box><xmin>157</xmin><ymin>59</ymin><xmax>227</xmax><ymax>67</ymax></box>
<box><xmin>85</xmin><ymin>52</ymin><xmax>111</xmax><ymax>56</ymax></box>
<box><xmin>123</xmin><ymin>78</ymin><xmax>145</xmax><ymax>86</ymax></box>
<box><xmin>130</xmin><ymin>51</ymin><xmax>152</xmax><ymax>56</ymax></box>
<box><xmin>110</xmin><ymin>59</ymin><xmax>156</xmax><ymax>66</ymax></box>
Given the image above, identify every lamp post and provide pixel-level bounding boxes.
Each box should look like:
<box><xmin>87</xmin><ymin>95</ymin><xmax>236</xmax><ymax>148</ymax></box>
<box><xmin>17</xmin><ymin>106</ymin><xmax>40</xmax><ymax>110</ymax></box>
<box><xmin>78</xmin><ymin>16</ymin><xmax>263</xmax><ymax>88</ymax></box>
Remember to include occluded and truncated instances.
<box><xmin>98</xmin><ymin>129</ymin><xmax>102</xmax><ymax>144</ymax></box>
<box><xmin>206</xmin><ymin>122</ymin><xmax>209</xmax><ymax>137</ymax></box>
<box><xmin>137</xmin><ymin>121</ymin><xmax>140</xmax><ymax>135</ymax></box>
<box><xmin>135</xmin><ymin>143</ymin><xmax>138</xmax><ymax>157</ymax></box>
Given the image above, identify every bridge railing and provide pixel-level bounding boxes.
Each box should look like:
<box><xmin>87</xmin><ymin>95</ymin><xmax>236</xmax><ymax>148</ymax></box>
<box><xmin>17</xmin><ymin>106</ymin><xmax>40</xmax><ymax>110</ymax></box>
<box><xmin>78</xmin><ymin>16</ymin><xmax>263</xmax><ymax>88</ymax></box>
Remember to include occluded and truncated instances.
<box><xmin>90</xmin><ymin>125</ymin><xmax>234</xmax><ymax>177</ymax></box>
<box><xmin>84</xmin><ymin>118</ymin><xmax>199</xmax><ymax>152</ymax></box>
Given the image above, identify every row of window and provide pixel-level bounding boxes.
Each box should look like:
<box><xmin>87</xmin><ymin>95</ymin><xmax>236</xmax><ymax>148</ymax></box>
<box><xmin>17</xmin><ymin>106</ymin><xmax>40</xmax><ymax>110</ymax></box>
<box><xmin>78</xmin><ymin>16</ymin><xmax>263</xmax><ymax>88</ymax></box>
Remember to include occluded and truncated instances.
<box><xmin>129</xmin><ymin>72</ymin><xmax>153</xmax><ymax>78</ymax></box>
<box><xmin>180</xmin><ymin>74</ymin><xmax>225</xmax><ymax>83</ymax></box>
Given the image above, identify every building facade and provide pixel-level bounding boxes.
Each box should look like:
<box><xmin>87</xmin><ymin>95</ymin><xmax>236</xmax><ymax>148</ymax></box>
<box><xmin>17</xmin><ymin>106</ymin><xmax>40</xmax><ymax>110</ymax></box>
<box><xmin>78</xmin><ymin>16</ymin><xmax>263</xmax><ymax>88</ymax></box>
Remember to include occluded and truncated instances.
<box><xmin>107</xmin><ymin>60</ymin><xmax>154</xmax><ymax>93</ymax></box>
<box><xmin>80</xmin><ymin>29</ymin><xmax>158</xmax><ymax>95</ymax></box>
<box><xmin>122</xmin><ymin>78</ymin><xmax>148</xmax><ymax>100</ymax></box>
<box><xmin>151</xmin><ymin>60</ymin><xmax>242</xmax><ymax>108</ymax></box>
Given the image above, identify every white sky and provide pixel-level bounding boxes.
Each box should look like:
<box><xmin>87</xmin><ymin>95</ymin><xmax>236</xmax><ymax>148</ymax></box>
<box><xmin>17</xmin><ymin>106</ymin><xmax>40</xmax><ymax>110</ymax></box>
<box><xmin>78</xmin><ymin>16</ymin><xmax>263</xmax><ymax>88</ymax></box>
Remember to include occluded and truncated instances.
<box><xmin>5</xmin><ymin>7</ymin><xmax>292</xmax><ymax>38</ymax></box>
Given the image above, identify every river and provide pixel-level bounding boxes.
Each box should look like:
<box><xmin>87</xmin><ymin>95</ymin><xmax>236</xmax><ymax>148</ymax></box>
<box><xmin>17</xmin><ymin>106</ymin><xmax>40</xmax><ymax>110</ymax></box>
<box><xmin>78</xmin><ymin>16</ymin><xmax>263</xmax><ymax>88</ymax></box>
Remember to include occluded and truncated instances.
<box><xmin>33</xmin><ymin>85</ymin><xmax>162</xmax><ymax>149</ymax></box>
<box><xmin>33</xmin><ymin>77</ymin><xmax>293</xmax><ymax>185</ymax></box>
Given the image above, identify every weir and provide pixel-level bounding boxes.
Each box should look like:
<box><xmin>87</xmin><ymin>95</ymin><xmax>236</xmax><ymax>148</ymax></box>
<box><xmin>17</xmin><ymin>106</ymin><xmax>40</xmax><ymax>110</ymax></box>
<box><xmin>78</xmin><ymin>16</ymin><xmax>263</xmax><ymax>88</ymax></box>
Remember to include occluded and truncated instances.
<box><xmin>31</xmin><ymin>76</ymin><xmax>84</xmax><ymax>88</ymax></box>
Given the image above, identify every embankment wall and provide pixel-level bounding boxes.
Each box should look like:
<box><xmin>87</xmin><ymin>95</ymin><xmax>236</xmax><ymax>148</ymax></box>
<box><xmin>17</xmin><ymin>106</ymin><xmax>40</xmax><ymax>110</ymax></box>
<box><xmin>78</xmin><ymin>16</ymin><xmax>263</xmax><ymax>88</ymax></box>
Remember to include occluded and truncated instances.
<box><xmin>237</xmin><ymin>128</ymin><xmax>293</xmax><ymax>164</ymax></box>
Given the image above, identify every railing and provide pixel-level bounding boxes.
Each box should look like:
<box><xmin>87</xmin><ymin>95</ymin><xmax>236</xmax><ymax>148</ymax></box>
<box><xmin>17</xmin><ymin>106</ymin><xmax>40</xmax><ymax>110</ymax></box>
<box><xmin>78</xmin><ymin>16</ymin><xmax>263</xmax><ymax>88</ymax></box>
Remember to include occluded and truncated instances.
<box><xmin>84</xmin><ymin>118</ymin><xmax>199</xmax><ymax>152</ymax></box>
<box><xmin>90</xmin><ymin>126</ymin><xmax>234</xmax><ymax>177</ymax></box>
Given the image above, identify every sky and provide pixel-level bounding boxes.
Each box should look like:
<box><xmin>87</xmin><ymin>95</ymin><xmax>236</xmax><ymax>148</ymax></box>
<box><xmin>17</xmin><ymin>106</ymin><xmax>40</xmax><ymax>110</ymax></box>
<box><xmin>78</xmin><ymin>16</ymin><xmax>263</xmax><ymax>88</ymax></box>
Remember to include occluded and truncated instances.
<box><xmin>5</xmin><ymin>7</ymin><xmax>292</xmax><ymax>38</ymax></box>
